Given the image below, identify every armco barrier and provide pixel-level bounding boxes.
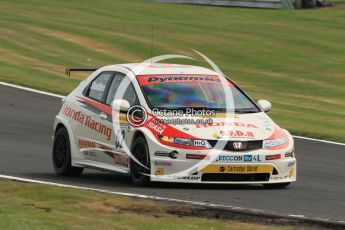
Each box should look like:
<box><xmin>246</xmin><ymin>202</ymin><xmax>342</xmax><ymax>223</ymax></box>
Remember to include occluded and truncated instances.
<box><xmin>156</xmin><ymin>0</ymin><xmax>295</xmax><ymax>9</ymax></box>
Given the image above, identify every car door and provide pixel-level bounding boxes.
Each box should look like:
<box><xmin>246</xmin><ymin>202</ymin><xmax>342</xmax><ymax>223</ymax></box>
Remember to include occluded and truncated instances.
<box><xmin>74</xmin><ymin>71</ymin><xmax>115</xmax><ymax>164</ymax></box>
<box><xmin>104</xmin><ymin>73</ymin><xmax>140</xmax><ymax>169</ymax></box>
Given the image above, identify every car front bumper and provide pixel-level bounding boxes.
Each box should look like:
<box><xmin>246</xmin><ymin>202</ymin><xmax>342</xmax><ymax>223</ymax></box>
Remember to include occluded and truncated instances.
<box><xmin>148</xmin><ymin>137</ymin><xmax>296</xmax><ymax>184</ymax></box>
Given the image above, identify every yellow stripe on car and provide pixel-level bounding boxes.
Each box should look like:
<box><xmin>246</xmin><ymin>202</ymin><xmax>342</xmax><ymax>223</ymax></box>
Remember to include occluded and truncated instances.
<box><xmin>201</xmin><ymin>165</ymin><xmax>273</xmax><ymax>174</ymax></box>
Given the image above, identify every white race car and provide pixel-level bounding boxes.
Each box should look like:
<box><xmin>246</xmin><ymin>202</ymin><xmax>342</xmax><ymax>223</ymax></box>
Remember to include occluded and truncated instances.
<box><xmin>52</xmin><ymin>63</ymin><xmax>296</xmax><ymax>187</ymax></box>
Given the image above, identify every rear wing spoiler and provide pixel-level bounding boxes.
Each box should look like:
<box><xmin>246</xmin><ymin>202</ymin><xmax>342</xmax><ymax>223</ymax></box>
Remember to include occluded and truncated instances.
<box><xmin>65</xmin><ymin>67</ymin><xmax>99</xmax><ymax>76</ymax></box>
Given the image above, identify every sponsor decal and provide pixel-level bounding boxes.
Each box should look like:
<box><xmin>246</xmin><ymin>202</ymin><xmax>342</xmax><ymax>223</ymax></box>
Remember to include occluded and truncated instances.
<box><xmin>213</xmin><ymin>130</ymin><xmax>255</xmax><ymax>139</ymax></box>
<box><xmin>212</xmin><ymin>132</ymin><xmax>219</xmax><ymax>139</ymax></box>
<box><xmin>78</xmin><ymin>139</ymin><xmax>96</xmax><ymax>148</ymax></box>
<box><xmin>155</xmin><ymin>168</ymin><xmax>165</xmax><ymax>176</ymax></box>
<box><xmin>113</xmin><ymin>152</ymin><xmax>129</xmax><ymax>167</ymax></box>
<box><xmin>62</xmin><ymin>103</ymin><xmax>112</xmax><ymax>140</ymax></box>
<box><xmin>154</xmin><ymin>151</ymin><xmax>179</xmax><ymax>159</ymax></box>
<box><xmin>169</xmin><ymin>151</ymin><xmax>179</xmax><ymax>159</ymax></box>
<box><xmin>244</xmin><ymin>155</ymin><xmax>261</xmax><ymax>162</ymax></box>
<box><xmin>98</xmin><ymin>144</ymin><xmax>129</xmax><ymax>167</ymax></box>
<box><xmin>271</xmin><ymin>175</ymin><xmax>289</xmax><ymax>180</ymax></box>
<box><xmin>147</xmin><ymin>120</ymin><xmax>166</xmax><ymax>135</ymax></box>
<box><xmin>174</xmin><ymin>175</ymin><xmax>201</xmax><ymax>181</ymax></box>
<box><xmin>90</xmin><ymin>82</ymin><xmax>106</xmax><ymax>91</ymax></box>
<box><xmin>153</xmin><ymin>160</ymin><xmax>172</xmax><ymax>167</ymax></box>
<box><xmin>216</xmin><ymin>155</ymin><xmax>242</xmax><ymax>162</ymax></box>
<box><xmin>202</xmin><ymin>165</ymin><xmax>273</xmax><ymax>174</ymax></box>
<box><xmin>113</xmin><ymin>111</ymin><xmax>128</xmax><ymax>125</ymax></box>
<box><xmin>196</xmin><ymin>122</ymin><xmax>258</xmax><ymax>129</ymax></box>
<box><xmin>84</xmin><ymin>116</ymin><xmax>112</xmax><ymax>140</ymax></box>
<box><xmin>137</xmin><ymin>74</ymin><xmax>229</xmax><ymax>86</ymax></box>
<box><xmin>193</xmin><ymin>140</ymin><xmax>210</xmax><ymax>148</ymax></box>
<box><xmin>215</xmin><ymin>154</ymin><xmax>261</xmax><ymax>163</ymax></box>
<box><xmin>83</xmin><ymin>150</ymin><xmax>97</xmax><ymax>159</ymax></box>
<box><xmin>265</xmin><ymin>154</ymin><xmax>281</xmax><ymax>160</ymax></box>
<box><xmin>154</xmin><ymin>152</ymin><xmax>169</xmax><ymax>157</ymax></box>
<box><xmin>186</xmin><ymin>154</ymin><xmax>209</xmax><ymax>160</ymax></box>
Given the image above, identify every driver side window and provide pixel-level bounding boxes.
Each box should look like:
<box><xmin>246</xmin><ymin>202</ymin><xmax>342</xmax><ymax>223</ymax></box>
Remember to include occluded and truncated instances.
<box><xmin>106</xmin><ymin>73</ymin><xmax>139</xmax><ymax>106</ymax></box>
<box><xmin>86</xmin><ymin>72</ymin><xmax>113</xmax><ymax>102</ymax></box>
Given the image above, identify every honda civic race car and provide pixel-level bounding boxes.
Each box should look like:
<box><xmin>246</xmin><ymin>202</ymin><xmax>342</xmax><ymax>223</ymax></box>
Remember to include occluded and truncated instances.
<box><xmin>52</xmin><ymin>63</ymin><xmax>296</xmax><ymax>187</ymax></box>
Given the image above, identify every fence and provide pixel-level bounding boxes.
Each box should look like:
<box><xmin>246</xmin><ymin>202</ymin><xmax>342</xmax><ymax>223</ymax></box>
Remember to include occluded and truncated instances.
<box><xmin>156</xmin><ymin>0</ymin><xmax>295</xmax><ymax>9</ymax></box>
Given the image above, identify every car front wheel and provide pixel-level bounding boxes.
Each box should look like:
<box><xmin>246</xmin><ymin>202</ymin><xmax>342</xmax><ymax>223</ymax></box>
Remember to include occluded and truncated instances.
<box><xmin>130</xmin><ymin>136</ymin><xmax>150</xmax><ymax>186</ymax></box>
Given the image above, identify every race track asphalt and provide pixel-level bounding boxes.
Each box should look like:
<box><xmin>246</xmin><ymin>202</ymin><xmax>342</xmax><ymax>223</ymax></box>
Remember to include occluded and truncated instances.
<box><xmin>0</xmin><ymin>84</ymin><xmax>344</xmax><ymax>222</ymax></box>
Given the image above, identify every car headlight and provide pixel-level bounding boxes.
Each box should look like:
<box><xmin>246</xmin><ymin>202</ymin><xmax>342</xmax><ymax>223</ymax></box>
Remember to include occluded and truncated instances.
<box><xmin>263</xmin><ymin>136</ymin><xmax>289</xmax><ymax>149</ymax></box>
<box><xmin>158</xmin><ymin>136</ymin><xmax>211</xmax><ymax>148</ymax></box>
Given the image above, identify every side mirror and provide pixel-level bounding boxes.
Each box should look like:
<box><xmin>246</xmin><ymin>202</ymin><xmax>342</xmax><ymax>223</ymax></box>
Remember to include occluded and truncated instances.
<box><xmin>112</xmin><ymin>99</ymin><xmax>130</xmax><ymax>112</ymax></box>
<box><xmin>257</xmin><ymin>100</ymin><xmax>271</xmax><ymax>112</ymax></box>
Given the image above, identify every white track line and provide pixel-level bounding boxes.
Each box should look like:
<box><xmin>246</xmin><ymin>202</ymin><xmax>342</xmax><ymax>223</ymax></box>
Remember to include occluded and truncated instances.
<box><xmin>0</xmin><ymin>174</ymin><xmax>344</xmax><ymax>225</ymax></box>
<box><xmin>292</xmin><ymin>135</ymin><xmax>345</xmax><ymax>146</ymax></box>
<box><xmin>0</xmin><ymin>174</ymin><xmax>263</xmax><ymax>212</ymax></box>
<box><xmin>0</xmin><ymin>82</ymin><xmax>65</xmax><ymax>99</ymax></box>
<box><xmin>1</xmin><ymin>81</ymin><xmax>345</xmax><ymax>146</ymax></box>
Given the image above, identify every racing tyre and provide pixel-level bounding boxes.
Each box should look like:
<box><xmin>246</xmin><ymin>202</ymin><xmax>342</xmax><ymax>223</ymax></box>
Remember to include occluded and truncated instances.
<box><xmin>263</xmin><ymin>182</ymin><xmax>290</xmax><ymax>189</ymax></box>
<box><xmin>52</xmin><ymin>127</ymin><xmax>83</xmax><ymax>176</ymax></box>
<box><xmin>130</xmin><ymin>136</ymin><xmax>150</xmax><ymax>186</ymax></box>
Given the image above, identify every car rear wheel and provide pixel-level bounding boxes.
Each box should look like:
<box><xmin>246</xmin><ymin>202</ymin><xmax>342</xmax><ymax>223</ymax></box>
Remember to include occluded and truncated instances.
<box><xmin>52</xmin><ymin>127</ymin><xmax>83</xmax><ymax>176</ymax></box>
<box><xmin>130</xmin><ymin>136</ymin><xmax>150</xmax><ymax>186</ymax></box>
<box><xmin>263</xmin><ymin>182</ymin><xmax>290</xmax><ymax>189</ymax></box>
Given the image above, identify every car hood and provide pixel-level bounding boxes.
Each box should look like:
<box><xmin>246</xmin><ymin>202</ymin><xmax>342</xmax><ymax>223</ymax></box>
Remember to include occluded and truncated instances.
<box><xmin>150</xmin><ymin>112</ymin><xmax>278</xmax><ymax>141</ymax></box>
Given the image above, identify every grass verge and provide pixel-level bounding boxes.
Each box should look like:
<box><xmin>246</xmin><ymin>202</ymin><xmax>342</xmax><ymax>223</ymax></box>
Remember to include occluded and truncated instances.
<box><xmin>0</xmin><ymin>0</ymin><xmax>344</xmax><ymax>142</ymax></box>
<box><xmin>0</xmin><ymin>179</ymin><xmax>301</xmax><ymax>230</ymax></box>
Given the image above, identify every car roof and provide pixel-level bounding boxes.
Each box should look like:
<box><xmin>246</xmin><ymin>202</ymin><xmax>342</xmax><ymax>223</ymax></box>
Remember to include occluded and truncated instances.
<box><xmin>100</xmin><ymin>63</ymin><xmax>220</xmax><ymax>76</ymax></box>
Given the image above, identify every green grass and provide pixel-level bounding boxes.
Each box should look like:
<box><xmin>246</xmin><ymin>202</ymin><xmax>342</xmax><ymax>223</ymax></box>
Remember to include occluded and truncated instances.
<box><xmin>0</xmin><ymin>179</ymin><xmax>299</xmax><ymax>230</ymax></box>
<box><xmin>0</xmin><ymin>0</ymin><xmax>344</xmax><ymax>142</ymax></box>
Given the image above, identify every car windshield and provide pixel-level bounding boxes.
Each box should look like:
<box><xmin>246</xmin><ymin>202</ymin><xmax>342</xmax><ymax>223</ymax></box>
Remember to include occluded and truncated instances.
<box><xmin>137</xmin><ymin>74</ymin><xmax>259</xmax><ymax>113</ymax></box>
